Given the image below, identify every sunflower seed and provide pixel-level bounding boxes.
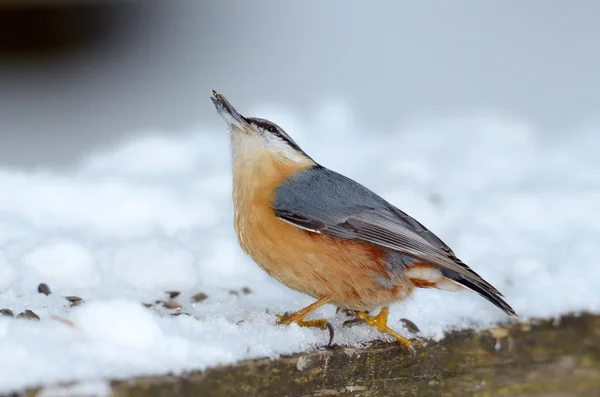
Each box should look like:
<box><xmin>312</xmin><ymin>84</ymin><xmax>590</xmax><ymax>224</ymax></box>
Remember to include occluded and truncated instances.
<box><xmin>400</xmin><ymin>318</ymin><xmax>420</xmax><ymax>334</ymax></box>
<box><xmin>65</xmin><ymin>296</ymin><xmax>83</xmax><ymax>306</ymax></box>
<box><xmin>37</xmin><ymin>283</ymin><xmax>51</xmax><ymax>296</ymax></box>
<box><xmin>171</xmin><ymin>312</ymin><xmax>190</xmax><ymax>317</ymax></box>
<box><xmin>0</xmin><ymin>308</ymin><xmax>14</xmax><ymax>317</ymax></box>
<box><xmin>191</xmin><ymin>292</ymin><xmax>208</xmax><ymax>303</ymax></box>
<box><xmin>162</xmin><ymin>300</ymin><xmax>181</xmax><ymax>310</ymax></box>
<box><xmin>17</xmin><ymin>310</ymin><xmax>40</xmax><ymax>321</ymax></box>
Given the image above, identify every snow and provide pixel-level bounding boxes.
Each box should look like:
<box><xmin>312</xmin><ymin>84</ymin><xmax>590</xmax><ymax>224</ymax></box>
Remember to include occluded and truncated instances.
<box><xmin>73</xmin><ymin>300</ymin><xmax>165</xmax><ymax>350</ymax></box>
<box><xmin>111</xmin><ymin>240</ymin><xmax>199</xmax><ymax>291</ymax></box>
<box><xmin>1</xmin><ymin>99</ymin><xmax>599</xmax><ymax>394</ymax></box>
<box><xmin>22</xmin><ymin>241</ymin><xmax>99</xmax><ymax>289</ymax></box>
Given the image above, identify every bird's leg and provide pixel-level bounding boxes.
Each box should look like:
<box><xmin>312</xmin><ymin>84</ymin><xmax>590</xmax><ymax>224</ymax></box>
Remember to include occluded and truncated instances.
<box><xmin>276</xmin><ymin>297</ymin><xmax>334</xmax><ymax>346</ymax></box>
<box><xmin>276</xmin><ymin>296</ymin><xmax>330</xmax><ymax>328</ymax></box>
<box><xmin>355</xmin><ymin>306</ymin><xmax>416</xmax><ymax>363</ymax></box>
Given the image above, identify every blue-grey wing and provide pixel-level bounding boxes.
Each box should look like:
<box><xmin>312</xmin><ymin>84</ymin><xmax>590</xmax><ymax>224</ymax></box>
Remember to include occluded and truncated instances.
<box><xmin>273</xmin><ymin>165</ymin><xmax>501</xmax><ymax>294</ymax></box>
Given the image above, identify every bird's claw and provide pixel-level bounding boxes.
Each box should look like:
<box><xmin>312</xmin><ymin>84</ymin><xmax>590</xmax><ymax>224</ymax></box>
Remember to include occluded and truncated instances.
<box><xmin>355</xmin><ymin>308</ymin><xmax>417</xmax><ymax>366</ymax></box>
<box><xmin>324</xmin><ymin>321</ymin><xmax>335</xmax><ymax>348</ymax></box>
<box><xmin>275</xmin><ymin>312</ymin><xmax>292</xmax><ymax>325</ymax></box>
<box><xmin>276</xmin><ymin>313</ymin><xmax>335</xmax><ymax>348</ymax></box>
<box><xmin>404</xmin><ymin>344</ymin><xmax>417</xmax><ymax>367</ymax></box>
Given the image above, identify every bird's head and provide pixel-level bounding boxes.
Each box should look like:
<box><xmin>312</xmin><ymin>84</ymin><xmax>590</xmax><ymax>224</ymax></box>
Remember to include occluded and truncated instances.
<box><xmin>211</xmin><ymin>90</ymin><xmax>313</xmax><ymax>165</ymax></box>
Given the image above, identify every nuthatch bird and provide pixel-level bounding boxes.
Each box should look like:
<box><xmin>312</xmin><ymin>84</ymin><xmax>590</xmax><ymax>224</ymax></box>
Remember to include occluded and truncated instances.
<box><xmin>210</xmin><ymin>90</ymin><xmax>517</xmax><ymax>361</ymax></box>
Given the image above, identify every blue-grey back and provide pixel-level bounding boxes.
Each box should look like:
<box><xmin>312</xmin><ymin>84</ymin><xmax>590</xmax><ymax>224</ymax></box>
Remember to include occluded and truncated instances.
<box><xmin>274</xmin><ymin>165</ymin><xmax>391</xmax><ymax>219</ymax></box>
<box><xmin>275</xmin><ymin>165</ymin><xmax>458</xmax><ymax>253</ymax></box>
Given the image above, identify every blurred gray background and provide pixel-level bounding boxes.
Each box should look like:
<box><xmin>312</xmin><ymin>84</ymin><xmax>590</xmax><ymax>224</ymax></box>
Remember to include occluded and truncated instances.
<box><xmin>0</xmin><ymin>0</ymin><xmax>598</xmax><ymax>169</ymax></box>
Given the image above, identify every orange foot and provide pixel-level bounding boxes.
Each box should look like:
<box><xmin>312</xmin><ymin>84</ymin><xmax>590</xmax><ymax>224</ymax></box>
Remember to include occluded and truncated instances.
<box><xmin>275</xmin><ymin>297</ymin><xmax>335</xmax><ymax>347</ymax></box>
<box><xmin>355</xmin><ymin>306</ymin><xmax>416</xmax><ymax>365</ymax></box>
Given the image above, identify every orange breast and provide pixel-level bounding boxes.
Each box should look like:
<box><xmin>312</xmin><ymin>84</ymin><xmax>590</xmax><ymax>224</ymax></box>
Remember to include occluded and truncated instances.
<box><xmin>232</xmin><ymin>150</ymin><xmax>414</xmax><ymax>310</ymax></box>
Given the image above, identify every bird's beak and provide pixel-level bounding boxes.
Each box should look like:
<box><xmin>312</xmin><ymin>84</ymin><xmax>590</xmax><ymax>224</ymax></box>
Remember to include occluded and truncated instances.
<box><xmin>211</xmin><ymin>90</ymin><xmax>249</xmax><ymax>131</ymax></box>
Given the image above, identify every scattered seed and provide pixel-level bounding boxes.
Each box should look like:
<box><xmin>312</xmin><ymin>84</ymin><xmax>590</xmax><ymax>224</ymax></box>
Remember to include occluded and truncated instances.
<box><xmin>400</xmin><ymin>318</ymin><xmax>420</xmax><ymax>334</ymax></box>
<box><xmin>0</xmin><ymin>308</ymin><xmax>14</xmax><ymax>317</ymax></box>
<box><xmin>171</xmin><ymin>312</ymin><xmax>190</xmax><ymax>317</ymax></box>
<box><xmin>342</xmin><ymin>319</ymin><xmax>364</xmax><ymax>328</ymax></box>
<box><xmin>166</xmin><ymin>291</ymin><xmax>181</xmax><ymax>299</ymax></box>
<box><xmin>336</xmin><ymin>307</ymin><xmax>357</xmax><ymax>317</ymax></box>
<box><xmin>162</xmin><ymin>300</ymin><xmax>182</xmax><ymax>310</ymax></box>
<box><xmin>229</xmin><ymin>290</ymin><xmax>239</xmax><ymax>296</ymax></box>
<box><xmin>17</xmin><ymin>310</ymin><xmax>40</xmax><ymax>321</ymax></box>
<box><xmin>37</xmin><ymin>283</ymin><xmax>51</xmax><ymax>296</ymax></box>
<box><xmin>65</xmin><ymin>296</ymin><xmax>83</xmax><ymax>307</ymax></box>
<box><xmin>241</xmin><ymin>287</ymin><xmax>252</xmax><ymax>295</ymax></box>
<box><xmin>142</xmin><ymin>303</ymin><xmax>153</xmax><ymax>309</ymax></box>
<box><xmin>191</xmin><ymin>292</ymin><xmax>208</xmax><ymax>303</ymax></box>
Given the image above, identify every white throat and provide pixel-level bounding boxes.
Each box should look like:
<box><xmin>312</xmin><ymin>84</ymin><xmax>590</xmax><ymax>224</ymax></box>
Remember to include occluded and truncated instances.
<box><xmin>229</xmin><ymin>128</ymin><xmax>309</xmax><ymax>165</ymax></box>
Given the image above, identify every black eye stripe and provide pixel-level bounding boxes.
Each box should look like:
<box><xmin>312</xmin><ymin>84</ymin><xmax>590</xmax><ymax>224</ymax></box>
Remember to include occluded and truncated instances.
<box><xmin>254</xmin><ymin>120</ymin><xmax>278</xmax><ymax>133</ymax></box>
<box><xmin>247</xmin><ymin>117</ymin><xmax>308</xmax><ymax>155</ymax></box>
<box><xmin>254</xmin><ymin>120</ymin><xmax>287</xmax><ymax>140</ymax></box>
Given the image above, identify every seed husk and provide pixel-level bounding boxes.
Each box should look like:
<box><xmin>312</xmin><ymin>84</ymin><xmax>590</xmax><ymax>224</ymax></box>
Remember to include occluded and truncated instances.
<box><xmin>37</xmin><ymin>283</ymin><xmax>51</xmax><ymax>296</ymax></box>
<box><xmin>400</xmin><ymin>318</ymin><xmax>420</xmax><ymax>334</ymax></box>
<box><xmin>65</xmin><ymin>296</ymin><xmax>83</xmax><ymax>307</ymax></box>
<box><xmin>17</xmin><ymin>310</ymin><xmax>40</xmax><ymax>321</ymax></box>
<box><xmin>162</xmin><ymin>300</ymin><xmax>182</xmax><ymax>310</ymax></box>
<box><xmin>0</xmin><ymin>308</ymin><xmax>14</xmax><ymax>317</ymax></box>
<box><xmin>191</xmin><ymin>292</ymin><xmax>208</xmax><ymax>303</ymax></box>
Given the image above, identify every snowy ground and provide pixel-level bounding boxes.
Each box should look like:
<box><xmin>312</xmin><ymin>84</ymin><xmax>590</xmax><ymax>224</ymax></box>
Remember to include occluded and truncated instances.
<box><xmin>1</xmin><ymin>99</ymin><xmax>599</xmax><ymax>395</ymax></box>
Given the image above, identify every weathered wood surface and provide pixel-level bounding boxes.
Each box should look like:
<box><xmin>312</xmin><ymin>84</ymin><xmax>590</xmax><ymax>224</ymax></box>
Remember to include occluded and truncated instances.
<box><xmin>22</xmin><ymin>312</ymin><xmax>600</xmax><ymax>397</ymax></box>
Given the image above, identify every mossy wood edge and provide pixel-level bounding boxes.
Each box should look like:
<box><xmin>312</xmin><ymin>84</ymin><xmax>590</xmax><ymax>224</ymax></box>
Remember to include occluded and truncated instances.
<box><xmin>19</xmin><ymin>312</ymin><xmax>600</xmax><ymax>397</ymax></box>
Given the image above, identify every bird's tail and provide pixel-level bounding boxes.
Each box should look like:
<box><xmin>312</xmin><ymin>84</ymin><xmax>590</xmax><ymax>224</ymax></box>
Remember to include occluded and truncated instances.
<box><xmin>440</xmin><ymin>269</ymin><xmax>518</xmax><ymax>317</ymax></box>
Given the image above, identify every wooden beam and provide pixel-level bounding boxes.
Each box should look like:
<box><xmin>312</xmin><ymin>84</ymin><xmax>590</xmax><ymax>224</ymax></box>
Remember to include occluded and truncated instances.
<box><xmin>108</xmin><ymin>312</ymin><xmax>600</xmax><ymax>397</ymax></box>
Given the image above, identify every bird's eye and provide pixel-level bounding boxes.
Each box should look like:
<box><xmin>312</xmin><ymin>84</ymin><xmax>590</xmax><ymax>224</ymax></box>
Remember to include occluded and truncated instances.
<box><xmin>267</xmin><ymin>125</ymin><xmax>276</xmax><ymax>133</ymax></box>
